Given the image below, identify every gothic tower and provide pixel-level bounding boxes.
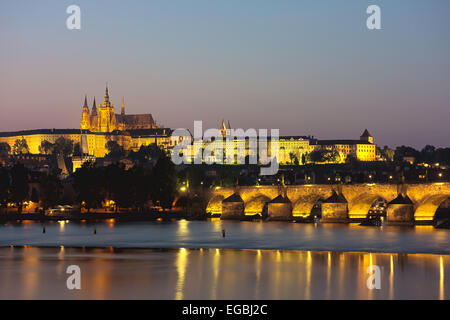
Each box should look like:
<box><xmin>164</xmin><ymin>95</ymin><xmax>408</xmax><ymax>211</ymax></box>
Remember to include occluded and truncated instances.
<box><xmin>98</xmin><ymin>85</ymin><xmax>116</xmax><ymax>132</ymax></box>
<box><xmin>80</xmin><ymin>95</ymin><xmax>91</xmax><ymax>130</ymax></box>
<box><xmin>90</xmin><ymin>97</ymin><xmax>98</xmax><ymax>131</ymax></box>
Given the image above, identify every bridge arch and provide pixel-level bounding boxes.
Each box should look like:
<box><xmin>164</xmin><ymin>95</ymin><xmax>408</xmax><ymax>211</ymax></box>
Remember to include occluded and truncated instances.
<box><xmin>206</xmin><ymin>195</ymin><xmax>225</xmax><ymax>215</ymax></box>
<box><xmin>415</xmin><ymin>194</ymin><xmax>450</xmax><ymax>222</ymax></box>
<box><xmin>348</xmin><ymin>194</ymin><xmax>388</xmax><ymax>219</ymax></box>
<box><xmin>245</xmin><ymin>195</ymin><xmax>271</xmax><ymax>216</ymax></box>
<box><xmin>292</xmin><ymin>195</ymin><xmax>323</xmax><ymax>218</ymax></box>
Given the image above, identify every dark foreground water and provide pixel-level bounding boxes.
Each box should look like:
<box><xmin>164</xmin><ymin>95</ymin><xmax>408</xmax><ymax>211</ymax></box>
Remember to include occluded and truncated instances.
<box><xmin>0</xmin><ymin>220</ymin><xmax>449</xmax><ymax>299</ymax></box>
<box><xmin>0</xmin><ymin>219</ymin><xmax>449</xmax><ymax>254</ymax></box>
<box><xmin>0</xmin><ymin>247</ymin><xmax>448</xmax><ymax>299</ymax></box>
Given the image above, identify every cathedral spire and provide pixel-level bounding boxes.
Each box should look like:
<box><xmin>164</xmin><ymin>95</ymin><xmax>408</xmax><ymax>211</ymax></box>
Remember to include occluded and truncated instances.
<box><xmin>81</xmin><ymin>95</ymin><xmax>91</xmax><ymax>130</ymax></box>
<box><xmin>91</xmin><ymin>97</ymin><xmax>97</xmax><ymax>116</ymax></box>
<box><xmin>121</xmin><ymin>97</ymin><xmax>125</xmax><ymax>115</ymax></box>
<box><xmin>83</xmin><ymin>94</ymin><xmax>88</xmax><ymax>108</ymax></box>
<box><xmin>104</xmin><ymin>84</ymin><xmax>110</xmax><ymax>103</ymax></box>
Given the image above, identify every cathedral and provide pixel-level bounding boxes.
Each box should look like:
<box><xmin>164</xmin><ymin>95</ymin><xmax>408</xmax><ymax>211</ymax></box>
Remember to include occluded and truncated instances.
<box><xmin>81</xmin><ymin>85</ymin><xmax>157</xmax><ymax>132</ymax></box>
<box><xmin>0</xmin><ymin>85</ymin><xmax>174</xmax><ymax>160</ymax></box>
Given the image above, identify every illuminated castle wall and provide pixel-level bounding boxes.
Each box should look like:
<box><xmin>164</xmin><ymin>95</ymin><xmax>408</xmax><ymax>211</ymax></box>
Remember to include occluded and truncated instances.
<box><xmin>0</xmin><ymin>86</ymin><xmax>173</xmax><ymax>158</ymax></box>
<box><xmin>0</xmin><ymin>89</ymin><xmax>377</xmax><ymax>163</ymax></box>
<box><xmin>309</xmin><ymin>129</ymin><xmax>377</xmax><ymax>162</ymax></box>
<box><xmin>187</xmin><ymin>121</ymin><xmax>375</xmax><ymax>165</ymax></box>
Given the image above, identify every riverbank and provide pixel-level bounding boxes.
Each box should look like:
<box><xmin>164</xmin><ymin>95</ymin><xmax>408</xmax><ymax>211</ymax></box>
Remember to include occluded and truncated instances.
<box><xmin>0</xmin><ymin>211</ymin><xmax>206</xmax><ymax>223</ymax></box>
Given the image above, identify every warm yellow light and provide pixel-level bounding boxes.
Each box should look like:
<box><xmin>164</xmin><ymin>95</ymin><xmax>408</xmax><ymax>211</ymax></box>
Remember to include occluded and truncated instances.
<box><xmin>180</xmin><ymin>186</ymin><xmax>187</xmax><ymax>192</ymax></box>
<box><xmin>415</xmin><ymin>217</ymin><xmax>434</xmax><ymax>221</ymax></box>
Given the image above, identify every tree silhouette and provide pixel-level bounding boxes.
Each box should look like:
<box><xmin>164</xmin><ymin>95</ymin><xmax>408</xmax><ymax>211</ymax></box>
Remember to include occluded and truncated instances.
<box><xmin>0</xmin><ymin>142</ymin><xmax>11</xmax><ymax>156</ymax></box>
<box><xmin>39</xmin><ymin>172</ymin><xmax>62</xmax><ymax>209</ymax></box>
<box><xmin>0</xmin><ymin>166</ymin><xmax>10</xmax><ymax>213</ymax></box>
<box><xmin>104</xmin><ymin>164</ymin><xmax>133</xmax><ymax>212</ymax></box>
<box><xmin>13</xmin><ymin>139</ymin><xmax>30</xmax><ymax>155</ymax></box>
<box><xmin>105</xmin><ymin>141</ymin><xmax>125</xmax><ymax>159</ymax></box>
<box><xmin>150</xmin><ymin>155</ymin><xmax>177</xmax><ymax>210</ymax></box>
<box><xmin>129</xmin><ymin>164</ymin><xmax>152</xmax><ymax>212</ymax></box>
<box><xmin>10</xmin><ymin>163</ymin><xmax>29</xmax><ymax>213</ymax></box>
<box><xmin>73</xmin><ymin>161</ymin><xmax>105</xmax><ymax>213</ymax></box>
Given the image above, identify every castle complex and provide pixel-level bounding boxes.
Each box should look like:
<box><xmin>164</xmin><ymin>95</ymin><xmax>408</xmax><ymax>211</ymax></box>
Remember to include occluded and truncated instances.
<box><xmin>188</xmin><ymin>120</ymin><xmax>376</xmax><ymax>165</ymax></box>
<box><xmin>0</xmin><ymin>85</ymin><xmax>377</xmax><ymax>164</ymax></box>
<box><xmin>0</xmin><ymin>86</ymin><xmax>174</xmax><ymax>158</ymax></box>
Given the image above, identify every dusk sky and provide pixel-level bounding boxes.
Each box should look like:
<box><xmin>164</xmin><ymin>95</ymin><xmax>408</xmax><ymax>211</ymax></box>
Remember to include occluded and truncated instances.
<box><xmin>1</xmin><ymin>0</ymin><xmax>449</xmax><ymax>149</ymax></box>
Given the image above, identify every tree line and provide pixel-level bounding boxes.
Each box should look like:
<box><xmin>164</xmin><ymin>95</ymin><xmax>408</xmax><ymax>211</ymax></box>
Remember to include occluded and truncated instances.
<box><xmin>0</xmin><ymin>154</ymin><xmax>178</xmax><ymax>214</ymax></box>
<box><xmin>73</xmin><ymin>155</ymin><xmax>177</xmax><ymax>213</ymax></box>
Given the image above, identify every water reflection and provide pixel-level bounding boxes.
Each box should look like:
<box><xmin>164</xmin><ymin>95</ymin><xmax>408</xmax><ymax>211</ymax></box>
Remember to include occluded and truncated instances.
<box><xmin>390</xmin><ymin>254</ymin><xmax>394</xmax><ymax>299</ymax></box>
<box><xmin>0</xmin><ymin>247</ymin><xmax>448</xmax><ymax>300</ymax></box>
<box><xmin>175</xmin><ymin>248</ymin><xmax>188</xmax><ymax>300</ymax></box>
<box><xmin>211</xmin><ymin>249</ymin><xmax>220</xmax><ymax>300</ymax></box>
<box><xmin>440</xmin><ymin>255</ymin><xmax>445</xmax><ymax>300</ymax></box>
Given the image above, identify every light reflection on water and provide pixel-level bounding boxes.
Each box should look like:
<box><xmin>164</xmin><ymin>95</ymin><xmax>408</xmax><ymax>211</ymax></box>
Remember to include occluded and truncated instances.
<box><xmin>0</xmin><ymin>247</ymin><xmax>448</xmax><ymax>300</ymax></box>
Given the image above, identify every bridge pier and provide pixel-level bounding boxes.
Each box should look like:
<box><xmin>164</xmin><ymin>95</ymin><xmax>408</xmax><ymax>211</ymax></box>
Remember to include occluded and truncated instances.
<box><xmin>267</xmin><ymin>195</ymin><xmax>293</xmax><ymax>221</ymax></box>
<box><xmin>386</xmin><ymin>195</ymin><xmax>414</xmax><ymax>225</ymax></box>
<box><xmin>221</xmin><ymin>193</ymin><xmax>245</xmax><ymax>220</ymax></box>
<box><xmin>321</xmin><ymin>192</ymin><xmax>349</xmax><ymax>223</ymax></box>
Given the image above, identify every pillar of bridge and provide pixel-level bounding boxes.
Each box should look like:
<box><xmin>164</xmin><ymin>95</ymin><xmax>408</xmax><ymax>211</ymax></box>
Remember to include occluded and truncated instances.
<box><xmin>267</xmin><ymin>195</ymin><xmax>293</xmax><ymax>221</ymax></box>
<box><xmin>321</xmin><ymin>191</ymin><xmax>349</xmax><ymax>223</ymax></box>
<box><xmin>386</xmin><ymin>194</ymin><xmax>414</xmax><ymax>225</ymax></box>
<box><xmin>221</xmin><ymin>193</ymin><xmax>245</xmax><ymax>220</ymax></box>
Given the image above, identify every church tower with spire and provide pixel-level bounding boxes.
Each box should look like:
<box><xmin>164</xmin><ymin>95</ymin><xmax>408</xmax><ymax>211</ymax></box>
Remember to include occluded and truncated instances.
<box><xmin>98</xmin><ymin>84</ymin><xmax>117</xmax><ymax>132</ymax></box>
<box><xmin>80</xmin><ymin>95</ymin><xmax>91</xmax><ymax>130</ymax></box>
<box><xmin>90</xmin><ymin>97</ymin><xmax>99</xmax><ymax>131</ymax></box>
<box><xmin>219</xmin><ymin>120</ymin><xmax>232</xmax><ymax>137</ymax></box>
<box><xmin>80</xmin><ymin>83</ymin><xmax>157</xmax><ymax>133</ymax></box>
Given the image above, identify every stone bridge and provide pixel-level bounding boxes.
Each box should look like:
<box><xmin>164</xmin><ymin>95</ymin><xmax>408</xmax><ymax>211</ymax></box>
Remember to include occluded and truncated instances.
<box><xmin>205</xmin><ymin>183</ymin><xmax>450</xmax><ymax>224</ymax></box>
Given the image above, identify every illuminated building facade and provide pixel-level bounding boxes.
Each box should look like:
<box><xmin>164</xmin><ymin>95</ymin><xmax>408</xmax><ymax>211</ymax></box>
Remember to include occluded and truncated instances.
<box><xmin>187</xmin><ymin>124</ymin><xmax>376</xmax><ymax>164</ymax></box>
<box><xmin>310</xmin><ymin>129</ymin><xmax>377</xmax><ymax>162</ymax></box>
<box><xmin>188</xmin><ymin>120</ymin><xmax>311</xmax><ymax>165</ymax></box>
<box><xmin>0</xmin><ymin>86</ymin><xmax>174</xmax><ymax>158</ymax></box>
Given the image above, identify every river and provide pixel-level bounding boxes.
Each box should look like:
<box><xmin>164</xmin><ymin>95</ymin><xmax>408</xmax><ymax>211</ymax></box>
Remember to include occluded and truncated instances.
<box><xmin>0</xmin><ymin>220</ymin><xmax>449</xmax><ymax>299</ymax></box>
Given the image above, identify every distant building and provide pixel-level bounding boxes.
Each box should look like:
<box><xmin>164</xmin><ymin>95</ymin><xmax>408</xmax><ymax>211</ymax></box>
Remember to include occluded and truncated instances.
<box><xmin>191</xmin><ymin>120</ymin><xmax>310</xmax><ymax>165</ymax></box>
<box><xmin>310</xmin><ymin>129</ymin><xmax>377</xmax><ymax>162</ymax></box>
